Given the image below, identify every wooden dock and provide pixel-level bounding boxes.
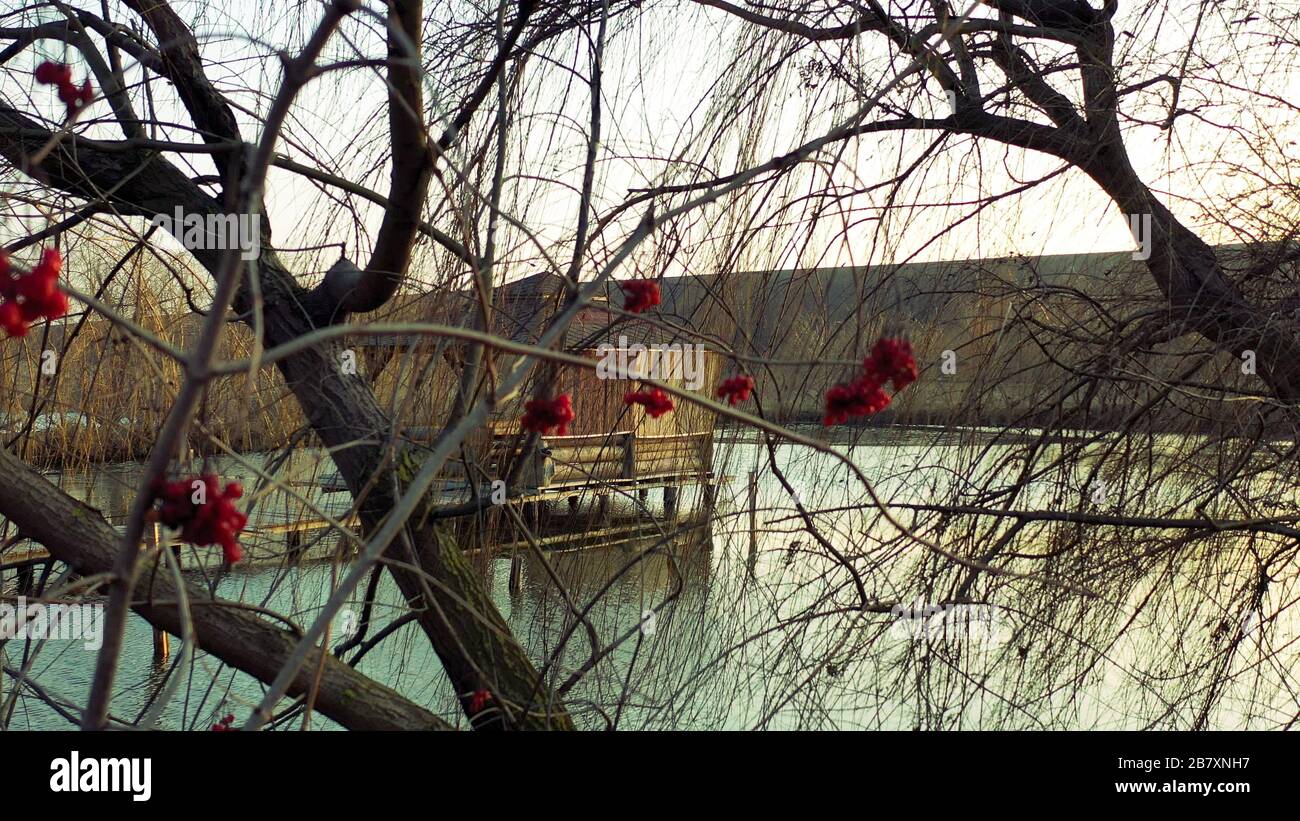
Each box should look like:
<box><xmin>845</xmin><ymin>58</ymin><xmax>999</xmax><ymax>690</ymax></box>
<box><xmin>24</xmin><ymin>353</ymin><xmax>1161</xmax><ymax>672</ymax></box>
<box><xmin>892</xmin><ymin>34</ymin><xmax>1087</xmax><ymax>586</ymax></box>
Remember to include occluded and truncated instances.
<box><xmin>1</xmin><ymin>429</ymin><xmax>720</xmax><ymax>576</ymax></box>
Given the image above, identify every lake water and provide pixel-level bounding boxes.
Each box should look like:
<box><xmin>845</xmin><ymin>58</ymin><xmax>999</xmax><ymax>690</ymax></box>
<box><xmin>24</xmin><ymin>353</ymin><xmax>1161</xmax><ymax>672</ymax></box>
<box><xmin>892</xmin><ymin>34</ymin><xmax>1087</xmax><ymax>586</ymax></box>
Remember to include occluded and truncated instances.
<box><xmin>3</xmin><ymin>428</ymin><xmax>1296</xmax><ymax>729</ymax></box>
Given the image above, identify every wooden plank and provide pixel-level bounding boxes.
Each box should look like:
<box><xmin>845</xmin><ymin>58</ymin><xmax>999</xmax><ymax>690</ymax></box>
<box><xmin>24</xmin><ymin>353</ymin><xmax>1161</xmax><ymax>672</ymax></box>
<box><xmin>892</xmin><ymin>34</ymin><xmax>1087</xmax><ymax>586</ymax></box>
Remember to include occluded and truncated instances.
<box><xmin>623</xmin><ymin>432</ymin><xmax>637</xmax><ymax>479</ymax></box>
<box><xmin>547</xmin><ymin>445</ymin><xmax>625</xmax><ymax>464</ymax></box>
<box><xmin>531</xmin><ymin>431</ymin><xmax>632</xmax><ymax>448</ymax></box>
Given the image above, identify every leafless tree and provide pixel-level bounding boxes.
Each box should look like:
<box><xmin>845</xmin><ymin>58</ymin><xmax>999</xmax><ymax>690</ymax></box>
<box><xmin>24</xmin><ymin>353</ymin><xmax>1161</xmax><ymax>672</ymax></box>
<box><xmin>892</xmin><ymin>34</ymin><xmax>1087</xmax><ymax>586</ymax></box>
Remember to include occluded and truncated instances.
<box><xmin>2</xmin><ymin>0</ymin><xmax>1300</xmax><ymax>730</ymax></box>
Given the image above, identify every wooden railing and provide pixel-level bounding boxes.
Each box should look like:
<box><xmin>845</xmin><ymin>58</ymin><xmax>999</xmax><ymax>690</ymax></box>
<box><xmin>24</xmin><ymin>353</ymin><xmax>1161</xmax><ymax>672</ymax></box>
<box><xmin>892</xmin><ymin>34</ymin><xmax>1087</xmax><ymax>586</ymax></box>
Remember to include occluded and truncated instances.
<box><xmin>470</xmin><ymin>430</ymin><xmax>714</xmax><ymax>491</ymax></box>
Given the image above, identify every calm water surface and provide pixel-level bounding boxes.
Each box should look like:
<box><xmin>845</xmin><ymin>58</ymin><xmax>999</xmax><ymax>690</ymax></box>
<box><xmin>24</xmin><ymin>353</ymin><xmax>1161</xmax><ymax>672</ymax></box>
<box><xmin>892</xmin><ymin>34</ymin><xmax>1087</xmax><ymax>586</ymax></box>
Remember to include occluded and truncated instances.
<box><xmin>4</xmin><ymin>429</ymin><xmax>1296</xmax><ymax>729</ymax></box>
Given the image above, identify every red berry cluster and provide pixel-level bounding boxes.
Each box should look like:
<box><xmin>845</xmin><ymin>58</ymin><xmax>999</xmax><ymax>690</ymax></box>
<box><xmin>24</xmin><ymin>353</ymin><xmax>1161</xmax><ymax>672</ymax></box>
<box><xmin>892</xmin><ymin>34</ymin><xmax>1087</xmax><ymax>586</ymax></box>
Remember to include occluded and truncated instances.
<box><xmin>865</xmin><ymin>336</ymin><xmax>918</xmax><ymax>391</ymax></box>
<box><xmin>620</xmin><ymin>279</ymin><xmax>661</xmax><ymax>313</ymax></box>
<box><xmin>823</xmin><ymin>336</ymin><xmax>918</xmax><ymax>426</ymax></box>
<box><xmin>0</xmin><ymin>248</ymin><xmax>69</xmax><ymax>337</ymax></box>
<box><xmin>466</xmin><ymin>689</ymin><xmax>493</xmax><ymax>715</ymax></box>
<box><xmin>823</xmin><ymin>379</ymin><xmax>891</xmax><ymax>425</ymax></box>
<box><xmin>150</xmin><ymin>475</ymin><xmax>248</xmax><ymax>564</ymax></box>
<box><xmin>210</xmin><ymin>713</ymin><xmax>236</xmax><ymax>732</ymax></box>
<box><xmin>521</xmin><ymin>394</ymin><xmax>574</xmax><ymax>435</ymax></box>
<box><xmin>624</xmin><ymin>387</ymin><xmax>674</xmax><ymax>418</ymax></box>
<box><xmin>34</xmin><ymin>61</ymin><xmax>94</xmax><ymax>115</ymax></box>
<box><xmin>715</xmin><ymin>374</ymin><xmax>755</xmax><ymax>406</ymax></box>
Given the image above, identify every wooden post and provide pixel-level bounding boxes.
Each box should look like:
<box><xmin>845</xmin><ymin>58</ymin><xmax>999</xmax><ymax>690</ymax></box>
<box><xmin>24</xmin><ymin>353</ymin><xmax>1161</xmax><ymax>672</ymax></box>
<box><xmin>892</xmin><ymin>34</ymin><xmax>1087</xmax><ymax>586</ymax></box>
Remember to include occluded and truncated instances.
<box><xmin>663</xmin><ymin>485</ymin><xmax>678</xmax><ymax>520</ymax></box>
<box><xmin>527</xmin><ymin>441</ymin><xmax>551</xmax><ymax>491</ymax></box>
<box><xmin>153</xmin><ymin>625</ymin><xmax>171</xmax><ymax>664</ymax></box>
<box><xmin>148</xmin><ymin>522</ymin><xmax>170</xmax><ymax>665</ymax></box>
<box><xmin>508</xmin><ymin>552</ymin><xmax>523</xmax><ymax>593</ymax></box>
<box><xmin>568</xmin><ymin>495</ymin><xmax>579</xmax><ymax>513</ymax></box>
<box><xmin>597</xmin><ymin>494</ymin><xmax>609</xmax><ymax>517</ymax></box>
<box><xmin>747</xmin><ymin>470</ymin><xmax>759</xmax><ymax>559</ymax></box>
<box><xmin>621</xmin><ymin>432</ymin><xmax>637</xmax><ymax>480</ymax></box>
<box><xmin>539</xmin><ymin>444</ymin><xmax>554</xmax><ymax>488</ymax></box>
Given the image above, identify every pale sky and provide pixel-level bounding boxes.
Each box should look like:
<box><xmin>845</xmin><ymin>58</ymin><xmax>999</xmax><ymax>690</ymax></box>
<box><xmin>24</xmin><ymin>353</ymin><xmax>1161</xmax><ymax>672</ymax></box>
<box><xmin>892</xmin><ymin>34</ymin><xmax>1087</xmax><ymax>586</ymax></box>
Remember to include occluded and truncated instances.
<box><xmin>4</xmin><ymin>0</ymin><xmax>1298</xmax><ymax>291</ymax></box>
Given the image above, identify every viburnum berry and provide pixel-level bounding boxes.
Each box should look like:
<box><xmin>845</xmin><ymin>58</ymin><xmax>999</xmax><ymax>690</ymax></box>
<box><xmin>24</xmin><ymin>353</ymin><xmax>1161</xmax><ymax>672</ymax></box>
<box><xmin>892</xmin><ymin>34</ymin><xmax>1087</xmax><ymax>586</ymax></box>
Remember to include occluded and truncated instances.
<box><xmin>466</xmin><ymin>689</ymin><xmax>493</xmax><ymax>715</ymax></box>
<box><xmin>822</xmin><ymin>336</ymin><xmax>917</xmax><ymax>426</ymax></box>
<box><xmin>57</xmin><ymin>79</ymin><xmax>95</xmax><ymax>110</ymax></box>
<box><xmin>150</xmin><ymin>475</ymin><xmax>247</xmax><ymax>564</ymax></box>
<box><xmin>34</xmin><ymin>61</ymin><xmax>94</xmax><ymax>116</ymax></box>
<box><xmin>0</xmin><ymin>247</ymin><xmax>68</xmax><ymax>337</ymax></box>
<box><xmin>620</xmin><ymin>279</ymin><xmax>661</xmax><ymax>313</ymax></box>
<box><xmin>34</xmin><ymin>61</ymin><xmax>72</xmax><ymax>86</ymax></box>
<box><xmin>715</xmin><ymin>374</ymin><xmax>755</xmax><ymax>406</ymax></box>
<box><xmin>0</xmin><ymin>303</ymin><xmax>25</xmax><ymax>338</ymax></box>
<box><xmin>520</xmin><ymin>394</ymin><xmax>574</xmax><ymax>436</ymax></box>
<box><xmin>210</xmin><ymin>713</ymin><xmax>236</xmax><ymax>732</ymax></box>
<box><xmin>624</xmin><ymin>387</ymin><xmax>674</xmax><ymax>418</ymax></box>
<box><xmin>823</xmin><ymin>377</ymin><xmax>890</xmax><ymax>426</ymax></box>
<box><xmin>864</xmin><ymin>336</ymin><xmax>918</xmax><ymax>391</ymax></box>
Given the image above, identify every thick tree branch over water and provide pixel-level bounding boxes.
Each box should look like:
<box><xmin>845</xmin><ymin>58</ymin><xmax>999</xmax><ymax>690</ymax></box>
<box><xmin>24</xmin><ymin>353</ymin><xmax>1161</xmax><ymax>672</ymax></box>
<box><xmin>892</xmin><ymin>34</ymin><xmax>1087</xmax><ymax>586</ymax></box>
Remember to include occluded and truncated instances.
<box><xmin>0</xmin><ymin>446</ymin><xmax>452</xmax><ymax>731</ymax></box>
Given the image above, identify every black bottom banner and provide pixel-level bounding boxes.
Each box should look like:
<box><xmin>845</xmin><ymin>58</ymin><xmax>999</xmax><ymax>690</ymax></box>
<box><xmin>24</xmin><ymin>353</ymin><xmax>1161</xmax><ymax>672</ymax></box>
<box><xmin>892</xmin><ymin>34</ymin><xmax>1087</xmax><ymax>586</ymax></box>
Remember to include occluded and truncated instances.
<box><xmin>4</xmin><ymin>730</ymin><xmax>1283</xmax><ymax>810</ymax></box>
